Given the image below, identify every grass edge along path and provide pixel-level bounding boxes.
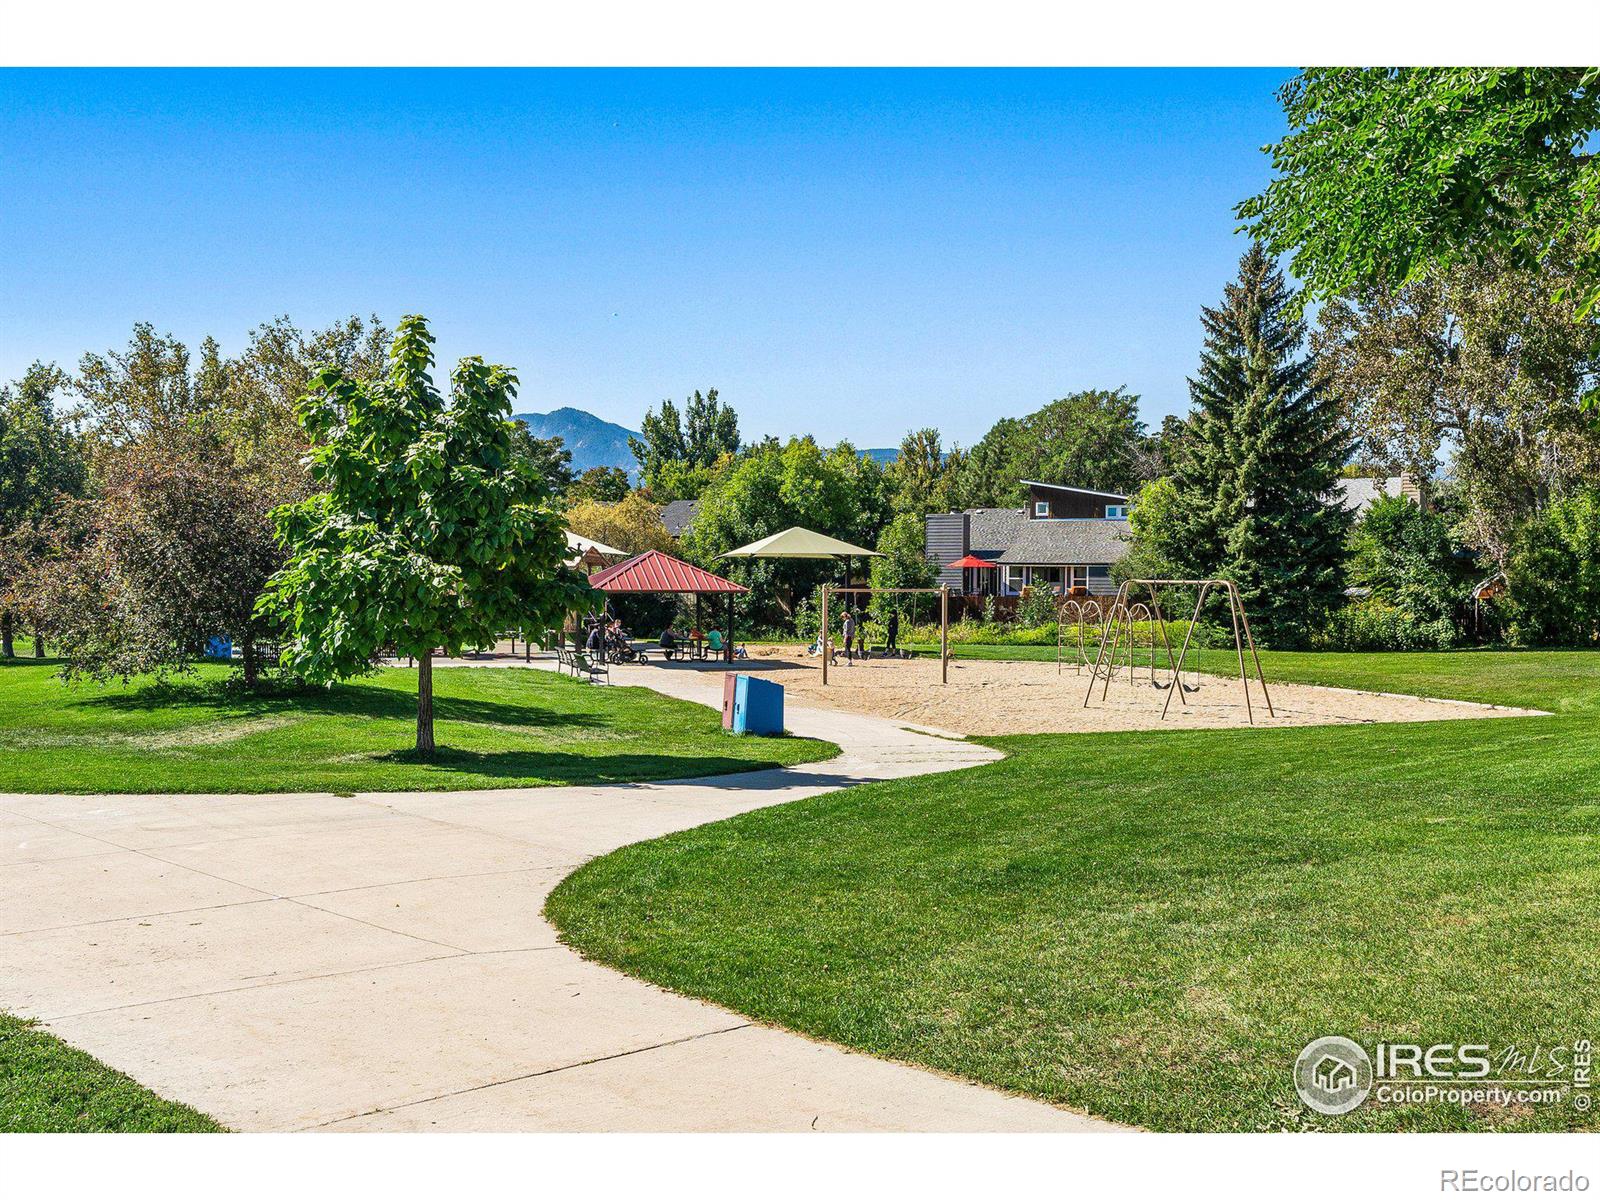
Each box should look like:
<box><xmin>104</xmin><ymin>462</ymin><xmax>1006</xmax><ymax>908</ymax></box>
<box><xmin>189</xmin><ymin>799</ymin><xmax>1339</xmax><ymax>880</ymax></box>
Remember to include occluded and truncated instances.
<box><xmin>0</xmin><ymin>659</ymin><xmax>838</xmax><ymax>795</ymax></box>
<box><xmin>1</xmin><ymin>1013</ymin><xmax>224</xmax><ymax>1132</ymax></box>
<box><xmin>547</xmin><ymin>649</ymin><xmax>1600</xmax><ymax>1133</ymax></box>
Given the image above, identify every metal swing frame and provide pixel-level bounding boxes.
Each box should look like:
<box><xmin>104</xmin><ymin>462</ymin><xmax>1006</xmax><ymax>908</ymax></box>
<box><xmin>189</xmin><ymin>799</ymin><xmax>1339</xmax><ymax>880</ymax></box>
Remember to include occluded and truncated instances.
<box><xmin>1082</xmin><ymin>579</ymin><xmax>1275</xmax><ymax>724</ymax></box>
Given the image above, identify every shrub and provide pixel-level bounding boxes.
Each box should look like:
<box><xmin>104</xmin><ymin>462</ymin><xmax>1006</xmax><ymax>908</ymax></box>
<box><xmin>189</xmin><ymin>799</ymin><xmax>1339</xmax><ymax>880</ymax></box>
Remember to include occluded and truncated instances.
<box><xmin>1314</xmin><ymin>600</ymin><xmax>1457</xmax><ymax>652</ymax></box>
<box><xmin>1347</xmin><ymin>494</ymin><xmax>1467</xmax><ymax>628</ymax></box>
<box><xmin>1016</xmin><ymin>584</ymin><xmax>1060</xmax><ymax>627</ymax></box>
<box><xmin>1504</xmin><ymin>487</ymin><xmax>1600</xmax><ymax>646</ymax></box>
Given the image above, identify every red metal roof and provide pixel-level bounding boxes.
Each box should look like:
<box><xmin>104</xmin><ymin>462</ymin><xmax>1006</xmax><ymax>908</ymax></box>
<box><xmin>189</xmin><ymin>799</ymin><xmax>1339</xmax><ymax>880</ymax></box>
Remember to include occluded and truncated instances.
<box><xmin>587</xmin><ymin>549</ymin><xmax>748</xmax><ymax>594</ymax></box>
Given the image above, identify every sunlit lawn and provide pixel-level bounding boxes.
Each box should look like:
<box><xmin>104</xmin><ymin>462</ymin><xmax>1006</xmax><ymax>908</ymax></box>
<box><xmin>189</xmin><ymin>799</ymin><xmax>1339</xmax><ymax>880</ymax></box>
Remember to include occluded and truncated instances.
<box><xmin>549</xmin><ymin>649</ymin><xmax>1600</xmax><ymax>1131</ymax></box>
<box><xmin>0</xmin><ymin>657</ymin><xmax>835</xmax><ymax>794</ymax></box>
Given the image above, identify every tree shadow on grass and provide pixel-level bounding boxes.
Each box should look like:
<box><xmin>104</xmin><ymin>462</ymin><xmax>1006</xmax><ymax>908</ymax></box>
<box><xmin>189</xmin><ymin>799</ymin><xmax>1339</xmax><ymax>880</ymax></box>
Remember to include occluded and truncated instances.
<box><xmin>75</xmin><ymin>678</ymin><xmax>612</xmax><ymax>732</ymax></box>
<box><xmin>367</xmin><ymin>747</ymin><xmax>805</xmax><ymax>786</ymax></box>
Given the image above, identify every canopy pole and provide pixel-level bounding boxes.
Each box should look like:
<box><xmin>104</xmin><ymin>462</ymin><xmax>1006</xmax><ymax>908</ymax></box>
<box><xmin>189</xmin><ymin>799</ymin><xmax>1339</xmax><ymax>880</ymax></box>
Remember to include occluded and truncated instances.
<box><xmin>821</xmin><ymin>584</ymin><xmax>830</xmax><ymax>686</ymax></box>
<box><xmin>725</xmin><ymin>593</ymin><xmax>734</xmax><ymax>664</ymax></box>
<box><xmin>940</xmin><ymin>585</ymin><xmax>949</xmax><ymax>684</ymax></box>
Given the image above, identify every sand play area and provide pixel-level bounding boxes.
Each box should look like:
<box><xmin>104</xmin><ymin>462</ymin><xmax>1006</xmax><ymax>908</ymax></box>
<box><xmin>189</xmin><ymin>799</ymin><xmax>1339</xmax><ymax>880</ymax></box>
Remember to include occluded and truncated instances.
<box><xmin>737</xmin><ymin>644</ymin><xmax>1545</xmax><ymax>737</ymax></box>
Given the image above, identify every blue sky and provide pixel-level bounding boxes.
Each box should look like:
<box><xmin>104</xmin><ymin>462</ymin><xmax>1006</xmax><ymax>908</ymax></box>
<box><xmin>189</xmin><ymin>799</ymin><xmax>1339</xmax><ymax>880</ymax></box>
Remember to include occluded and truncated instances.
<box><xmin>1</xmin><ymin>68</ymin><xmax>1292</xmax><ymax>446</ymax></box>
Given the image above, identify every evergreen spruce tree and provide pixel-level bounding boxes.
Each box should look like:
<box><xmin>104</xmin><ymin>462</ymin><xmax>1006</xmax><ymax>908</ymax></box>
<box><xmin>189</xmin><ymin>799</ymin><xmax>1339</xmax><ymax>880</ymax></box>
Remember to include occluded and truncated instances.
<box><xmin>1165</xmin><ymin>243</ymin><xmax>1352</xmax><ymax>645</ymax></box>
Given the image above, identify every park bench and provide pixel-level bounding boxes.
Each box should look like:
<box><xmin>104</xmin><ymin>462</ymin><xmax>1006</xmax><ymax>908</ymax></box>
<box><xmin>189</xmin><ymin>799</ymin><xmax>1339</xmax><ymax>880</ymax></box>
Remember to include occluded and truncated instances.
<box><xmin>571</xmin><ymin>650</ymin><xmax>609</xmax><ymax>685</ymax></box>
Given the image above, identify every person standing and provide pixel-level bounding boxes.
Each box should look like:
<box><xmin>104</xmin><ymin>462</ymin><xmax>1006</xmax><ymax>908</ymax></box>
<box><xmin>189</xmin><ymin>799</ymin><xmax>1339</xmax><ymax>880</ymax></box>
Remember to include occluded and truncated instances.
<box><xmin>840</xmin><ymin>607</ymin><xmax>855</xmax><ymax>665</ymax></box>
<box><xmin>886</xmin><ymin>609</ymin><xmax>900</xmax><ymax>656</ymax></box>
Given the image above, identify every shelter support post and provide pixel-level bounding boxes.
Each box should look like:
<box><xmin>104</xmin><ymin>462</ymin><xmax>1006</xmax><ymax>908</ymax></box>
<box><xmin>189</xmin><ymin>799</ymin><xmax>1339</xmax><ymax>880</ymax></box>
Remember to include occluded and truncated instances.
<box><xmin>820</xmin><ymin>584</ymin><xmax>830</xmax><ymax>686</ymax></box>
<box><xmin>940</xmin><ymin>585</ymin><xmax>949</xmax><ymax>685</ymax></box>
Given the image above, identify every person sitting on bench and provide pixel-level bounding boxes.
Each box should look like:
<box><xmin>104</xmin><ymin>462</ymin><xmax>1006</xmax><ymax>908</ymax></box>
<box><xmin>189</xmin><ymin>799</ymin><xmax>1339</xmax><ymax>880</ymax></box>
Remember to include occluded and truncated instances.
<box><xmin>660</xmin><ymin>627</ymin><xmax>681</xmax><ymax>659</ymax></box>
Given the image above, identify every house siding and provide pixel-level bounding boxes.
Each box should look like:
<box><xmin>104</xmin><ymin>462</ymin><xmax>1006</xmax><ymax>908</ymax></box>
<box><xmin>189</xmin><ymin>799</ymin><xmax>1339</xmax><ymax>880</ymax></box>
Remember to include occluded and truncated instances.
<box><xmin>1027</xmin><ymin>484</ymin><xmax>1106</xmax><ymax>519</ymax></box>
<box><xmin>924</xmin><ymin>512</ymin><xmax>969</xmax><ymax>589</ymax></box>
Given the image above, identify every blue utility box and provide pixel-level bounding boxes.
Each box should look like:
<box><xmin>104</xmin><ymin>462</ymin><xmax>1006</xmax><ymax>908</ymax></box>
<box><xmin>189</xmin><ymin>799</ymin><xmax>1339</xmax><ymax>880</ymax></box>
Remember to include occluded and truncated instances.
<box><xmin>727</xmin><ymin>674</ymin><xmax>784</xmax><ymax>736</ymax></box>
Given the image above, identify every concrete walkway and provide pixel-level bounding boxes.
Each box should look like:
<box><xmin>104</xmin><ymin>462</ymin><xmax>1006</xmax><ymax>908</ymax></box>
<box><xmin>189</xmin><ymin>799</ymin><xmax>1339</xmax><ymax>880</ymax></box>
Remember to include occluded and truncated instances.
<box><xmin>0</xmin><ymin>662</ymin><xmax>1110</xmax><ymax>1132</ymax></box>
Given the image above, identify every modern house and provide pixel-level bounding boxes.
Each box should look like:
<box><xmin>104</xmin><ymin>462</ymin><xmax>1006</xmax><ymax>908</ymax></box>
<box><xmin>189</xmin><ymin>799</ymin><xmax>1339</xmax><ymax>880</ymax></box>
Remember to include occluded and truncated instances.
<box><xmin>925</xmin><ymin>481</ymin><xmax>1132</xmax><ymax>611</ymax></box>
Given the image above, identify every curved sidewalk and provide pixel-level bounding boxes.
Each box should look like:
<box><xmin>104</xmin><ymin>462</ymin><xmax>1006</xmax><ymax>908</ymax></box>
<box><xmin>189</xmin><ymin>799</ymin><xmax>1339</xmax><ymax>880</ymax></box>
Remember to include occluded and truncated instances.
<box><xmin>0</xmin><ymin>662</ymin><xmax>1111</xmax><ymax>1132</ymax></box>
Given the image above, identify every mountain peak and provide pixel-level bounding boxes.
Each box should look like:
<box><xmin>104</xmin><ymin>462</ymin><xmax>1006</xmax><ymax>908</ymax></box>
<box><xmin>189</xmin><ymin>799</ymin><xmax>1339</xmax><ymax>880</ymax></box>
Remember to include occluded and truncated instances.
<box><xmin>514</xmin><ymin>407</ymin><xmax>640</xmax><ymax>477</ymax></box>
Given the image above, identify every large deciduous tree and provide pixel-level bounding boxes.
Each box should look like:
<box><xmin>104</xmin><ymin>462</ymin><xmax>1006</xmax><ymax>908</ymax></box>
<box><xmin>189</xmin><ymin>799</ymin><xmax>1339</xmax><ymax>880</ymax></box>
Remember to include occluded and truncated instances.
<box><xmin>257</xmin><ymin>316</ymin><xmax>589</xmax><ymax>755</ymax></box>
<box><xmin>33</xmin><ymin>450</ymin><xmax>284</xmax><ymax>684</ymax></box>
<box><xmin>0</xmin><ymin>363</ymin><xmax>88</xmax><ymax>657</ymax></box>
<box><xmin>1152</xmin><ymin>244</ymin><xmax>1352</xmax><ymax>646</ymax></box>
<box><xmin>1315</xmin><ymin>254</ymin><xmax>1600</xmax><ymax>568</ymax></box>
<box><xmin>684</xmin><ymin>437</ymin><xmax>891</xmax><ymax>623</ymax></box>
<box><xmin>1240</xmin><ymin>68</ymin><xmax>1600</xmax><ymax>329</ymax></box>
<box><xmin>628</xmin><ymin>388</ymin><xmax>740</xmax><ymax>501</ymax></box>
<box><xmin>886</xmin><ymin>428</ymin><xmax>964</xmax><ymax>517</ymax></box>
<box><xmin>956</xmin><ymin>390</ymin><xmax>1146</xmax><ymax>508</ymax></box>
<box><xmin>564</xmin><ymin>491</ymin><xmax>675</xmax><ymax>556</ymax></box>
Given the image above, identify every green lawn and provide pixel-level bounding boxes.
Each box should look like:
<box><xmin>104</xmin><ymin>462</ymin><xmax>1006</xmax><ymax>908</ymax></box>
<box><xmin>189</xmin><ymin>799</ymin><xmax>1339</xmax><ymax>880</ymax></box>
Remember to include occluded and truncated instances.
<box><xmin>1</xmin><ymin>1014</ymin><xmax>222</xmax><ymax>1132</ymax></box>
<box><xmin>547</xmin><ymin>648</ymin><xmax>1600</xmax><ymax>1132</ymax></box>
<box><xmin>0</xmin><ymin>658</ymin><xmax>835</xmax><ymax>794</ymax></box>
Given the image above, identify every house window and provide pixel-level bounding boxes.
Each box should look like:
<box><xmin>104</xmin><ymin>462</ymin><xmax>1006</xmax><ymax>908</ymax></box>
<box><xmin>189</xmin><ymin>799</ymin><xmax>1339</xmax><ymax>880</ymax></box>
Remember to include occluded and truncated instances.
<box><xmin>1030</xmin><ymin>566</ymin><xmax>1063</xmax><ymax>593</ymax></box>
<box><xmin>1034</xmin><ymin>501</ymin><xmax>1050</xmax><ymax>517</ymax></box>
<box><xmin>1003</xmin><ymin>565</ymin><xmax>1027</xmax><ymax>595</ymax></box>
<box><xmin>1104</xmin><ymin>504</ymin><xmax>1127</xmax><ymax>519</ymax></box>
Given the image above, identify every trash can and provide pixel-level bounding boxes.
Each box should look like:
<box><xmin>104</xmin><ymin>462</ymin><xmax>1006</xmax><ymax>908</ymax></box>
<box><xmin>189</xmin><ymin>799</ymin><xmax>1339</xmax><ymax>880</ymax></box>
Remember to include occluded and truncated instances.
<box><xmin>728</xmin><ymin>674</ymin><xmax>783</xmax><ymax>736</ymax></box>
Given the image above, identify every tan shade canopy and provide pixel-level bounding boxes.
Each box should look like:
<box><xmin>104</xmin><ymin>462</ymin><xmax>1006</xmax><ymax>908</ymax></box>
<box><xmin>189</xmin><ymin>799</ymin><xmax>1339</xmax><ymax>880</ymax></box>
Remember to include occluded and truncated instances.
<box><xmin>719</xmin><ymin>526</ymin><xmax>881</xmax><ymax>560</ymax></box>
<box><xmin>565</xmin><ymin>530</ymin><xmax>627</xmax><ymax>561</ymax></box>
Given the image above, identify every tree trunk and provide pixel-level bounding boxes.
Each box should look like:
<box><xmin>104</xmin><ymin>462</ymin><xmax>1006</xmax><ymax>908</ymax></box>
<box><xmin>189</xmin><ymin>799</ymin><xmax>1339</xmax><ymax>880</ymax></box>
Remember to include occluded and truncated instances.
<box><xmin>415</xmin><ymin>650</ymin><xmax>435</xmax><ymax>757</ymax></box>
<box><xmin>33</xmin><ymin>627</ymin><xmax>45</xmax><ymax>658</ymax></box>
<box><xmin>1</xmin><ymin>611</ymin><xmax>13</xmax><ymax>658</ymax></box>
<box><xmin>241</xmin><ymin>629</ymin><xmax>258</xmax><ymax>688</ymax></box>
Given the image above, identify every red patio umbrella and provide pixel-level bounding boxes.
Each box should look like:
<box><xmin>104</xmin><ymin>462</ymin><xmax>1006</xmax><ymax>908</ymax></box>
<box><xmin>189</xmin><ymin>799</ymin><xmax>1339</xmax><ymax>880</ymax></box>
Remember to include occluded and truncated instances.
<box><xmin>945</xmin><ymin>554</ymin><xmax>997</xmax><ymax>600</ymax></box>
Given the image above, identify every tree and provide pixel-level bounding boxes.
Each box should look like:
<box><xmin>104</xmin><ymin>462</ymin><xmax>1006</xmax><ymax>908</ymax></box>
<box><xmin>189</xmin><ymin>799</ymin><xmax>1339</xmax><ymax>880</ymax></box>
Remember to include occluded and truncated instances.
<box><xmin>564</xmin><ymin>491</ymin><xmax>675</xmax><ymax>556</ymax></box>
<box><xmin>684</xmin><ymin>437</ymin><xmax>891</xmax><ymax>623</ymax></box>
<box><xmin>1504</xmin><ymin>486</ymin><xmax>1600</xmax><ymax>646</ymax></box>
<box><xmin>33</xmin><ymin>448</ymin><xmax>283</xmax><ymax>685</ymax></box>
<box><xmin>1240</xmin><ymin>69</ymin><xmax>1600</xmax><ymax>327</ymax></box>
<box><xmin>1315</xmin><ymin>254</ymin><xmax>1600</xmax><ymax>567</ymax></box>
<box><xmin>887</xmin><ymin>428</ymin><xmax>964</xmax><ymax>516</ymax></box>
<box><xmin>510</xmin><ymin>427</ymin><xmax>576</xmax><ymax>498</ymax></box>
<box><xmin>868</xmin><ymin>512</ymin><xmax>936</xmax><ymax>620</ymax></box>
<box><xmin>222</xmin><ymin>314</ymin><xmax>393</xmax><ymax>499</ymax></box>
<box><xmin>1347</xmin><ymin>494</ymin><xmax>1466</xmax><ymax>628</ymax></box>
<box><xmin>1119</xmin><ymin>476</ymin><xmax>1186</xmax><ymax>584</ymax></box>
<box><xmin>257</xmin><ymin>316</ymin><xmax>589</xmax><ymax>755</ymax></box>
<box><xmin>955</xmin><ymin>391</ymin><xmax>1146</xmax><ymax>508</ymax></box>
<box><xmin>1154</xmin><ymin>244</ymin><xmax>1353</xmax><ymax>646</ymax></box>
<box><xmin>0</xmin><ymin>363</ymin><xmax>88</xmax><ymax>656</ymax></box>
<box><xmin>568</xmin><ymin>464</ymin><xmax>630</xmax><ymax>504</ymax></box>
<box><xmin>628</xmin><ymin>388</ymin><xmax>740</xmax><ymax>499</ymax></box>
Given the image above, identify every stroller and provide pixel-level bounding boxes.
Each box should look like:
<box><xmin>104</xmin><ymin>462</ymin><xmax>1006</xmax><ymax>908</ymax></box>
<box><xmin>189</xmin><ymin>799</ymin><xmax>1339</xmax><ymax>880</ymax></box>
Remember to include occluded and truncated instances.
<box><xmin>603</xmin><ymin>622</ymin><xmax>647</xmax><ymax>663</ymax></box>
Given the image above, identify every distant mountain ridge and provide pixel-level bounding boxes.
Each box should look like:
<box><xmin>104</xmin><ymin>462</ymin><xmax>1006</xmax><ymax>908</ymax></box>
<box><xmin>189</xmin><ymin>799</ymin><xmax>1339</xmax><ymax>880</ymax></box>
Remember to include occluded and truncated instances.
<box><xmin>515</xmin><ymin>406</ymin><xmax>899</xmax><ymax>478</ymax></box>
<box><xmin>513</xmin><ymin>407</ymin><xmax>640</xmax><ymax>476</ymax></box>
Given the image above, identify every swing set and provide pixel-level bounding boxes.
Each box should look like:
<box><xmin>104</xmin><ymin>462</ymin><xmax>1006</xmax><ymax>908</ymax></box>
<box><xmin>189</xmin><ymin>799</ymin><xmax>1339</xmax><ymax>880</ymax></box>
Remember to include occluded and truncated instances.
<box><xmin>1060</xmin><ymin>579</ymin><xmax>1275</xmax><ymax>724</ymax></box>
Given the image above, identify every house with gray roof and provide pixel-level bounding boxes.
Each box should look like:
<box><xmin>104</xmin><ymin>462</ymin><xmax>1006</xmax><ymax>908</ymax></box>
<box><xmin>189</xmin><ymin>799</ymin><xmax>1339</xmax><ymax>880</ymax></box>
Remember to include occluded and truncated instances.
<box><xmin>925</xmin><ymin>481</ymin><xmax>1132</xmax><ymax>610</ymax></box>
<box><xmin>1333</xmin><ymin>474</ymin><xmax>1425</xmax><ymax>515</ymax></box>
<box><xmin>660</xmin><ymin>498</ymin><xmax>701</xmax><ymax>538</ymax></box>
